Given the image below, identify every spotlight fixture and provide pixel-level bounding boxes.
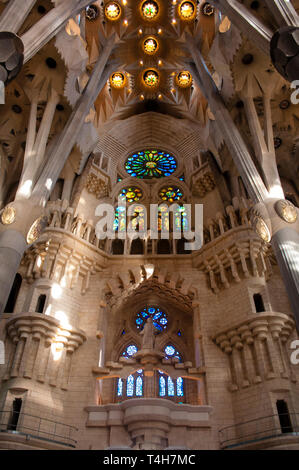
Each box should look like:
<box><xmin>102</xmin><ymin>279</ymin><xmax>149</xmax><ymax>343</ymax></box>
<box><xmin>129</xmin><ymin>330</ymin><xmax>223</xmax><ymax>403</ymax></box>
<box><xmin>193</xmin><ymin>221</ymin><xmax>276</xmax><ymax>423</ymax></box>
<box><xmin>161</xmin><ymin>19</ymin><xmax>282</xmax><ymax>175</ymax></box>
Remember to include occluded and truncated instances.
<box><xmin>85</xmin><ymin>4</ymin><xmax>99</xmax><ymax>21</ymax></box>
<box><xmin>176</xmin><ymin>70</ymin><xmax>192</xmax><ymax>88</ymax></box>
<box><xmin>141</xmin><ymin>1</ymin><xmax>159</xmax><ymax>20</ymax></box>
<box><xmin>110</xmin><ymin>72</ymin><xmax>126</xmax><ymax>88</ymax></box>
<box><xmin>179</xmin><ymin>1</ymin><xmax>196</xmax><ymax>20</ymax></box>
<box><xmin>202</xmin><ymin>2</ymin><xmax>215</xmax><ymax>16</ymax></box>
<box><xmin>143</xmin><ymin>69</ymin><xmax>159</xmax><ymax>87</ymax></box>
<box><xmin>105</xmin><ymin>2</ymin><xmax>122</xmax><ymax>21</ymax></box>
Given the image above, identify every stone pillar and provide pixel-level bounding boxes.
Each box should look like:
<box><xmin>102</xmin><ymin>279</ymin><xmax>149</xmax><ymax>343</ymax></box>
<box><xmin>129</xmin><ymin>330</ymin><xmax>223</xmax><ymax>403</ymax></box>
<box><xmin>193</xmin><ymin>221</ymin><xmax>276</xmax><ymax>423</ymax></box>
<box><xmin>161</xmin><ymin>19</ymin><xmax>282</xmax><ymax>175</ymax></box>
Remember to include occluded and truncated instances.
<box><xmin>0</xmin><ymin>0</ymin><xmax>36</xmax><ymax>33</ymax></box>
<box><xmin>265</xmin><ymin>0</ymin><xmax>299</xmax><ymax>27</ymax></box>
<box><xmin>21</xmin><ymin>0</ymin><xmax>96</xmax><ymax>63</ymax></box>
<box><xmin>0</xmin><ymin>230</ymin><xmax>27</xmax><ymax>314</ymax></box>
<box><xmin>272</xmin><ymin>227</ymin><xmax>299</xmax><ymax>331</ymax></box>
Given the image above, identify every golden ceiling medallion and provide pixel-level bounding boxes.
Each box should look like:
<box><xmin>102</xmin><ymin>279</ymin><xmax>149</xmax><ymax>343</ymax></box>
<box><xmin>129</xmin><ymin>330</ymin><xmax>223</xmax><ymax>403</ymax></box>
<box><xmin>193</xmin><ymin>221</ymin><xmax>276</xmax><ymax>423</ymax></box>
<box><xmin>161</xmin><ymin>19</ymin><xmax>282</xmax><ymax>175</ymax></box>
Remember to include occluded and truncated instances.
<box><xmin>143</xmin><ymin>37</ymin><xmax>159</xmax><ymax>55</ymax></box>
<box><xmin>110</xmin><ymin>72</ymin><xmax>126</xmax><ymax>89</ymax></box>
<box><xmin>179</xmin><ymin>1</ymin><xmax>196</xmax><ymax>21</ymax></box>
<box><xmin>275</xmin><ymin>200</ymin><xmax>298</xmax><ymax>223</ymax></box>
<box><xmin>176</xmin><ymin>70</ymin><xmax>192</xmax><ymax>88</ymax></box>
<box><xmin>252</xmin><ymin>216</ymin><xmax>271</xmax><ymax>243</ymax></box>
<box><xmin>141</xmin><ymin>1</ymin><xmax>159</xmax><ymax>20</ymax></box>
<box><xmin>143</xmin><ymin>69</ymin><xmax>159</xmax><ymax>87</ymax></box>
<box><xmin>105</xmin><ymin>2</ymin><xmax>122</xmax><ymax>21</ymax></box>
<box><xmin>27</xmin><ymin>216</ymin><xmax>48</xmax><ymax>245</ymax></box>
<box><xmin>1</xmin><ymin>205</ymin><xmax>16</xmax><ymax>225</ymax></box>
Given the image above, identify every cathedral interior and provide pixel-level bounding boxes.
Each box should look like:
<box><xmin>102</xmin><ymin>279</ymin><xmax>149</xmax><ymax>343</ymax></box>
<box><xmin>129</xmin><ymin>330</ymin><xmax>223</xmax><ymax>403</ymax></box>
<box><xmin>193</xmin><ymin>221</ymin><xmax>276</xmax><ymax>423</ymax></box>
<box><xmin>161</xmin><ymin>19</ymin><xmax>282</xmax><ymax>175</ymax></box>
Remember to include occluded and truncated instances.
<box><xmin>0</xmin><ymin>0</ymin><xmax>299</xmax><ymax>451</ymax></box>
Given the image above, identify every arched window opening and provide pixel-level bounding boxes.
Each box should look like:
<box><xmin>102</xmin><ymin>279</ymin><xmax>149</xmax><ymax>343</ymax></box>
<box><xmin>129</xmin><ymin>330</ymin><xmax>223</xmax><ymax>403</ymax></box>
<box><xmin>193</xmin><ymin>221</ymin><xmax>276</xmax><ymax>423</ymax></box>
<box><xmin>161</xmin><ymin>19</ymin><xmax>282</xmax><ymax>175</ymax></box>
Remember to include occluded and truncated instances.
<box><xmin>130</xmin><ymin>238</ymin><xmax>144</xmax><ymax>255</ymax></box>
<box><xmin>121</xmin><ymin>344</ymin><xmax>138</xmax><ymax>359</ymax></box>
<box><xmin>158</xmin><ymin>371</ymin><xmax>184</xmax><ymax>401</ymax></box>
<box><xmin>135</xmin><ymin>306</ymin><xmax>168</xmax><ymax>332</ymax></box>
<box><xmin>35</xmin><ymin>294</ymin><xmax>46</xmax><ymax>314</ymax></box>
<box><xmin>7</xmin><ymin>398</ymin><xmax>22</xmax><ymax>431</ymax></box>
<box><xmin>177</xmin><ymin>238</ymin><xmax>191</xmax><ymax>254</ymax></box>
<box><xmin>117</xmin><ymin>369</ymin><xmax>144</xmax><ymax>399</ymax></box>
<box><xmin>164</xmin><ymin>344</ymin><xmax>182</xmax><ymax>362</ymax></box>
<box><xmin>276</xmin><ymin>400</ymin><xmax>293</xmax><ymax>433</ymax></box>
<box><xmin>253</xmin><ymin>293</ymin><xmax>265</xmax><ymax>313</ymax></box>
<box><xmin>112</xmin><ymin>239</ymin><xmax>124</xmax><ymax>255</ymax></box>
<box><xmin>157</xmin><ymin>239</ymin><xmax>171</xmax><ymax>254</ymax></box>
<box><xmin>4</xmin><ymin>273</ymin><xmax>22</xmax><ymax>313</ymax></box>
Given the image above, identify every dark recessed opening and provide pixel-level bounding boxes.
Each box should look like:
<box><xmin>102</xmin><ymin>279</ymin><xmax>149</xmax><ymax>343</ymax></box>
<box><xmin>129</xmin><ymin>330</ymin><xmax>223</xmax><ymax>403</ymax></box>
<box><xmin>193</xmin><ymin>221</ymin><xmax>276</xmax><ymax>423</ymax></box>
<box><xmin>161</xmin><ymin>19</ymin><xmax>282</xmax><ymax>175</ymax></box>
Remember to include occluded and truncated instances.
<box><xmin>12</xmin><ymin>104</ymin><xmax>22</xmax><ymax>114</ymax></box>
<box><xmin>112</xmin><ymin>239</ymin><xmax>124</xmax><ymax>255</ymax></box>
<box><xmin>276</xmin><ymin>400</ymin><xmax>293</xmax><ymax>433</ymax></box>
<box><xmin>56</xmin><ymin>104</ymin><xmax>64</xmax><ymax>111</ymax></box>
<box><xmin>250</xmin><ymin>1</ymin><xmax>259</xmax><ymax>9</ymax></box>
<box><xmin>157</xmin><ymin>239</ymin><xmax>171</xmax><ymax>255</ymax></box>
<box><xmin>253</xmin><ymin>293</ymin><xmax>265</xmax><ymax>313</ymax></box>
<box><xmin>45</xmin><ymin>57</ymin><xmax>57</xmax><ymax>69</ymax></box>
<box><xmin>242</xmin><ymin>54</ymin><xmax>254</xmax><ymax>65</ymax></box>
<box><xmin>4</xmin><ymin>273</ymin><xmax>22</xmax><ymax>313</ymax></box>
<box><xmin>36</xmin><ymin>294</ymin><xmax>47</xmax><ymax>314</ymax></box>
<box><xmin>130</xmin><ymin>239</ymin><xmax>144</xmax><ymax>255</ymax></box>
<box><xmin>236</xmin><ymin>100</ymin><xmax>244</xmax><ymax>108</ymax></box>
<box><xmin>7</xmin><ymin>398</ymin><xmax>22</xmax><ymax>431</ymax></box>
<box><xmin>37</xmin><ymin>5</ymin><xmax>46</xmax><ymax>14</ymax></box>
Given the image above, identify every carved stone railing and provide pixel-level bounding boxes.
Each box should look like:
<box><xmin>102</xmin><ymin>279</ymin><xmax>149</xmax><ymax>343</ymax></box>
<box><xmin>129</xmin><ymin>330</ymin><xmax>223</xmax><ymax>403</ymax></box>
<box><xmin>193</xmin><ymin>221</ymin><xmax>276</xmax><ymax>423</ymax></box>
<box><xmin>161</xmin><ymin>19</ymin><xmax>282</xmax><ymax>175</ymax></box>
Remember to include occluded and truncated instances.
<box><xmin>212</xmin><ymin>312</ymin><xmax>296</xmax><ymax>391</ymax></box>
<box><xmin>4</xmin><ymin>313</ymin><xmax>86</xmax><ymax>390</ymax></box>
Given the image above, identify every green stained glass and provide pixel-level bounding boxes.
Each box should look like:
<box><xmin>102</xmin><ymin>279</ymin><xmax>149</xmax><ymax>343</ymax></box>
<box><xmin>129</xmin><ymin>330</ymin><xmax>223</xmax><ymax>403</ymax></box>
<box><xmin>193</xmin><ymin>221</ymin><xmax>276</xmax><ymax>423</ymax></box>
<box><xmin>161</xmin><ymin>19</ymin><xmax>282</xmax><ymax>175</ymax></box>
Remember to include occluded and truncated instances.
<box><xmin>119</xmin><ymin>187</ymin><xmax>143</xmax><ymax>202</ymax></box>
<box><xmin>125</xmin><ymin>150</ymin><xmax>177</xmax><ymax>179</ymax></box>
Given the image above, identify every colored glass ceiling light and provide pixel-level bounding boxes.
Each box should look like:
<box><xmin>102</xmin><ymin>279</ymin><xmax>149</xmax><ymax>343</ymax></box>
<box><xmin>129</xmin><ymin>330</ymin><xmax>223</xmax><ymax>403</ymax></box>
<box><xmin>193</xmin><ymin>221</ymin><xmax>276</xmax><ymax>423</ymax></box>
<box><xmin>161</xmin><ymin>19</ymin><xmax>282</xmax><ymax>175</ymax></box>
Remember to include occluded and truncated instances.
<box><xmin>141</xmin><ymin>1</ymin><xmax>159</xmax><ymax>20</ymax></box>
<box><xmin>105</xmin><ymin>2</ymin><xmax>121</xmax><ymax>20</ymax></box>
<box><xmin>143</xmin><ymin>37</ymin><xmax>159</xmax><ymax>55</ymax></box>
<box><xmin>179</xmin><ymin>1</ymin><xmax>196</xmax><ymax>20</ymax></box>
<box><xmin>143</xmin><ymin>69</ymin><xmax>159</xmax><ymax>87</ymax></box>
<box><xmin>85</xmin><ymin>4</ymin><xmax>99</xmax><ymax>21</ymax></box>
<box><xmin>202</xmin><ymin>2</ymin><xmax>215</xmax><ymax>16</ymax></box>
<box><xmin>176</xmin><ymin>70</ymin><xmax>192</xmax><ymax>88</ymax></box>
<box><xmin>110</xmin><ymin>72</ymin><xmax>126</xmax><ymax>88</ymax></box>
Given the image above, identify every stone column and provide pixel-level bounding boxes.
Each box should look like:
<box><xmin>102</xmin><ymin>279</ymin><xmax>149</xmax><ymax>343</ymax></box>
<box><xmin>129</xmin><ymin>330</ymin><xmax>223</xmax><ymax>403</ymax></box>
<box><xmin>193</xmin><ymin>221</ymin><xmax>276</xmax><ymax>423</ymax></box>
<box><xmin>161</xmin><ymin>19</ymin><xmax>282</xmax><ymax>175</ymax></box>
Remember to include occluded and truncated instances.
<box><xmin>0</xmin><ymin>230</ymin><xmax>27</xmax><ymax>314</ymax></box>
<box><xmin>21</xmin><ymin>0</ymin><xmax>95</xmax><ymax>63</ymax></box>
<box><xmin>265</xmin><ymin>0</ymin><xmax>299</xmax><ymax>27</ymax></box>
<box><xmin>31</xmin><ymin>33</ymin><xmax>117</xmax><ymax>206</ymax></box>
<box><xmin>0</xmin><ymin>0</ymin><xmax>37</xmax><ymax>33</ymax></box>
<box><xmin>209</xmin><ymin>0</ymin><xmax>272</xmax><ymax>55</ymax></box>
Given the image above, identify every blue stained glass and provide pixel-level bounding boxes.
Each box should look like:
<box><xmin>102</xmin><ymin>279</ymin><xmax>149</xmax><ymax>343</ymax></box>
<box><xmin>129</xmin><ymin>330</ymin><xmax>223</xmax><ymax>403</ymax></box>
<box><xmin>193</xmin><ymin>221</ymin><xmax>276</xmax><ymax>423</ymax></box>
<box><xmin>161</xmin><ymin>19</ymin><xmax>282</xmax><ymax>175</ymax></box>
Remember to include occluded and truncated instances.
<box><xmin>136</xmin><ymin>376</ymin><xmax>143</xmax><ymax>396</ymax></box>
<box><xmin>136</xmin><ymin>306</ymin><xmax>168</xmax><ymax>331</ymax></box>
<box><xmin>117</xmin><ymin>378</ymin><xmax>123</xmax><ymax>396</ymax></box>
<box><xmin>126</xmin><ymin>345</ymin><xmax>138</xmax><ymax>356</ymax></box>
<box><xmin>165</xmin><ymin>345</ymin><xmax>175</xmax><ymax>356</ymax></box>
<box><xmin>177</xmin><ymin>377</ymin><xmax>184</xmax><ymax>397</ymax></box>
<box><xmin>125</xmin><ymin>150</ymin><xmax>177</xmax><ymax>179</ymax></box>
<box><xmin>159</xmin><ymin>376</ymin><xmax>166</xmax><ymax>397</ymax></box>
<box><xmin>127</xmin><ymin>375</ymin><xmax>134</xmax><ymax>397</ymax></box>
<box><xmin>168</xmin><ymin>377</ymin><xmax>175</xmax><ymax>396</ymax></box>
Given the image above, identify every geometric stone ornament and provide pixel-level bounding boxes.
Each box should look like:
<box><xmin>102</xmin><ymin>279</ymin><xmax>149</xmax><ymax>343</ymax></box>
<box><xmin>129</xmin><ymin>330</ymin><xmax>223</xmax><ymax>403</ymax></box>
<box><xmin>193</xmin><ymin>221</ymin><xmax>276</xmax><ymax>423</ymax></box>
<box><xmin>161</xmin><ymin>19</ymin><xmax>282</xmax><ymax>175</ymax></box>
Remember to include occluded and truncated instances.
<box><xmin>275</xmin><ymin>199</ymin><xmax>298</xmax><ymax>224</ymax></box>
<box><xmin>0</xmin><ymin>32</ymin><xmax>24</xmax><ymax>85</ymax></box>
<box><xmin>26</xmin><ymin>216</ymin><xmax>48</xmax><ymax>244</ymax></box>
<box><xmin>1</xmin><ymin>205</ymin><xmax>16</xmax><ymax>225</ymax></box>
<box><xmin>270</xmin><ymin>26</ymin><xmax>299</xmax><ymax>82</ymax></box>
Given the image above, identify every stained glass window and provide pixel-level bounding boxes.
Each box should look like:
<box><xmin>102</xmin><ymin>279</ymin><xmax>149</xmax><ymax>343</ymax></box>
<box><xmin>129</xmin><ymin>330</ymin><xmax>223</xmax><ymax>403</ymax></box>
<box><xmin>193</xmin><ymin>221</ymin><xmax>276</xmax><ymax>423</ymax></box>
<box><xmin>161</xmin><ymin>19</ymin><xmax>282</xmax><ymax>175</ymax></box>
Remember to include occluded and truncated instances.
<box><xmin>168</xmin><ymin>376</ymin><xmax>175</xmax><ymax>396</ymax></box>
<box><xmin>159</xmin><ymin>376</ymin><xmax>166</xmax><ymax>397</ymax></box>
<box><xmin>125</xmin><ymin>150</ymin><xmax>177</xmax><ymax>179</ymax></box>
<box><xmin>113</xmin><ymin>206</ymin><xmax>126</xmax><ymax>232</ymax></box>
<box><xmin>119</xmin><ymin>187</ymin><xmax>143</xmax><ymax>203</ymax></box>
<box><xmin>135</xmin><ymin>306</ymin><xmax>168</xmax><ymax>332</ymax></box>
<box><xmin>158</xmin><ymin>205</ymin><xmax>170</xmax><ymax>232</ymax></box>
<box><xmin>164</xmin><ymin>344</ymin><xmax>182</xmax><ymax>362</ymax></box>
<box><xmin>117</xmin><ymin>378</ymin><xmax>123</xmax><ymax>396</ymax></box>
<box><xmin>136</xmin><ymin>376</ymin><xmax>143</xmax><ymax>396</ymax></box>
<box><xmin>159</xmin><ymin>186</ymin><xmax>183</xmax><ymax>202</ymax></box>
<box><xmin>122</xmin><ymin>344</ymin><xmax>138</xmax><ymax>358</ymax></box>
<box><xmin>175</xmin><ymin>205</ymin><xmax>189</xmax><ymax>231</ymax></box>
<box><xmin>127</xmin><ymin>375</ymin><xmax>134</xmax><ymax>397</ymax></box>
<box><xmin>130</xmin><ymin>205</ymin><xmax>145</xmax><ymax>232</ymax></box>
<box><xmin>177</xmin><ymin>377</ymin><xmax>184</xmax><ymax>397</ymax></box>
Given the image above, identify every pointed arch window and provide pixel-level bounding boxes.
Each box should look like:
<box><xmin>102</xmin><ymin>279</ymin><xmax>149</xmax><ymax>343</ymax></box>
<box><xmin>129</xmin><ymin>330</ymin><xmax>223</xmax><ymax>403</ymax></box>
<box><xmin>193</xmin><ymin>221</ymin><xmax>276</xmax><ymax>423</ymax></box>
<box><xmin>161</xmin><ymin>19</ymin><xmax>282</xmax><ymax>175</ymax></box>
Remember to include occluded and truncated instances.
<box><xmin>164</xmin><ymin>344</ymin><xmax>182</xmax><ymax>362</ymax></box>
<box><xmin>121</xmin><ymin>344</ymin><xmax>138</xmax><ymax>359</ymax></box>
<box><xmin>117</xmin><ymin>369</ymin><xmax>144</xmax><ymax>399</ymax></box>
<box><xmin>158</xmin><ymin>371</ymin><xmax>184</xmax><ymax>400</ymax></box>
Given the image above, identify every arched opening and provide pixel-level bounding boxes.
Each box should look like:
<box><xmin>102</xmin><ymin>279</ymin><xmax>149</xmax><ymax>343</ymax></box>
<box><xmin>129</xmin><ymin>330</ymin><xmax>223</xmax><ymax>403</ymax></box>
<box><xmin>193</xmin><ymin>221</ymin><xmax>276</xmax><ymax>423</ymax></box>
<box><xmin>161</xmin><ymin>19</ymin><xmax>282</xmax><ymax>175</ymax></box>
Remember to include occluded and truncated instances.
<box><xmin>276</xmin><ymin>400</ymin><xmax>293</xmax><ymax>433</ymax></box>
<box><xmin>253</xmin><ymin>293</ymin><xmax>265</xmax><ymax>313</ymax></box>
<box><xmin>176</xmin><ymin>238</ymin><xmax>191</xmax><ymax>254</ymax></box>
<box><xmin>7</xmin><ymin>398</ymin><xmax>22</xmax><ymax>431</ymax></box>
<box><xmin>130</xmin><ymin>238</ymin><xmax>144</xmax><ymax>255</ymax></box>
<box><xmin>157</xmin><ymin>239</ymin><xmax>171</xmax><ymax>254</ymax></box>
<box><xmin>35</xmin><ymin>294</ymin><xmax>46</xmax><ymax>314</ymax></box>
<box><xmin>112</xmin><ymin>239</ymin><xmax>124</xmax><ymax>255</ymax></box>
<box><xmin>4</xmin><ymin>273</ymin><xmax>22</xmax><ymax>313</ymax></box>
